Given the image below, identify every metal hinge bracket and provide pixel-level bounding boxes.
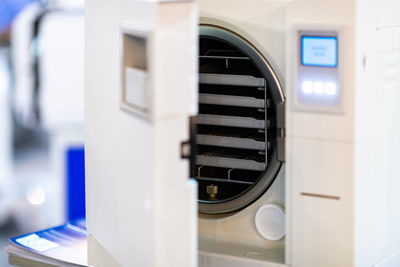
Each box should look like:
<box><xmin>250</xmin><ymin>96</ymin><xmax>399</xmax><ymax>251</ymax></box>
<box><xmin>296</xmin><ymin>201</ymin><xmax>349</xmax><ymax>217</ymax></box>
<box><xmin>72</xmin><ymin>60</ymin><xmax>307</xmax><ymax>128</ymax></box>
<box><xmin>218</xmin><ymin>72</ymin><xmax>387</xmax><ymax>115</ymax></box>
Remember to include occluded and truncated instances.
<box><xmin>181</xmin><ymin>116</ymin><xmax>197</xmax><ymax>177</ymax></box>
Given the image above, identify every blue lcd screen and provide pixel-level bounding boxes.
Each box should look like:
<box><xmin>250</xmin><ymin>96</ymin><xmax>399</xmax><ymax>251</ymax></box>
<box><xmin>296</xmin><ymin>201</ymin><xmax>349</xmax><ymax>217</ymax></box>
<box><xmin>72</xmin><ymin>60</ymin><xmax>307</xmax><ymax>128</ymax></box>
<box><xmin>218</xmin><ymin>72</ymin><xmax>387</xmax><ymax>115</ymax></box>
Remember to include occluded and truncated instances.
<box><xmin>301</xmin><ymin>36</ymin><xmax>337</xmax><ymax>67</ymax></box>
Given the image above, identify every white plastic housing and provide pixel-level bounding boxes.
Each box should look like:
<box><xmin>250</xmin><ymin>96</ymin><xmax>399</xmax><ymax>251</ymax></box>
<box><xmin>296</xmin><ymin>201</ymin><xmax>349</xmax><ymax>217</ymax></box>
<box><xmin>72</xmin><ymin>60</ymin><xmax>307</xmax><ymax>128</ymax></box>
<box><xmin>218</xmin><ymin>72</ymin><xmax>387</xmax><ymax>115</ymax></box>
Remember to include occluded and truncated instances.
<box><xmin>286</xmin><ymin>1</ymin><xmax>400</xmax><ymax>267</ymax></box>
<box><xmin>198</xmin><ymin>1</ymin><xmax>400</xmax><ymax>267</ymax></box>
<box><xmin>85</xmin><ymin>1</ymin><xmax>400</xmax><ymax>267</ymax></box>
<box><xmin>85</xmin><ymin>1</ymin><xmax>198</xmax><ymax>267</ymax></box>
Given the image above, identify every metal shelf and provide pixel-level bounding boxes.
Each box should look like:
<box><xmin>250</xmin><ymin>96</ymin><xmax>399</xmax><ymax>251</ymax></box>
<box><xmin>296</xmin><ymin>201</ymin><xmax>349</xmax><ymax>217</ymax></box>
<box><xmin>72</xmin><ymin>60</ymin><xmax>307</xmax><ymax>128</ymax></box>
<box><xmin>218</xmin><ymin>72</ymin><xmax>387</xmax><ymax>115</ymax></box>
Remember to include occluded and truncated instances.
<box><xmin>199</xmin><ymin>55</ymin><xmax>250</xmax><ymax>60</ymax></box>
<box><xmin>199</xmin><ymin>93</ymin><xmax>267</xmax><ymax>108</ymax></box>
<box><xmin>199</xmin><ymin>73</ymin><xmax>265</xmax><ymax>87</ymax></box>
<box><xmin>196</xmin><ymin>114</ymin><xmax>266</xmax><ymax>129</ymax></box>
<box><xmin>195</xmin><ymin>176</ymin><xmax>254</xmax><ymax>185</ymax></box>
<box><xmin>197</xmin><ymin>134</ymin><xmax>266</xmax><ymax>150</ymax></box>
<box><xmin>196</xmin><ymin>155</ymin><xmax>266</xmax><ymax>171</ymax></box>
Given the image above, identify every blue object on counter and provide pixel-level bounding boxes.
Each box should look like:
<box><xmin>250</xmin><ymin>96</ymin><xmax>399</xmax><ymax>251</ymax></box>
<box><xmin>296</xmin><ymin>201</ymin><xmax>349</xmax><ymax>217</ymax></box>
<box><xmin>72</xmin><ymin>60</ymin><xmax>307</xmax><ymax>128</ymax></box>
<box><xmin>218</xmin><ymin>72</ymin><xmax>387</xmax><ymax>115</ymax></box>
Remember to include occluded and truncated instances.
<box><xmin>66</xmin><ymin>147</ymin><xmax>85</xmax><ymax>221</ymax></box>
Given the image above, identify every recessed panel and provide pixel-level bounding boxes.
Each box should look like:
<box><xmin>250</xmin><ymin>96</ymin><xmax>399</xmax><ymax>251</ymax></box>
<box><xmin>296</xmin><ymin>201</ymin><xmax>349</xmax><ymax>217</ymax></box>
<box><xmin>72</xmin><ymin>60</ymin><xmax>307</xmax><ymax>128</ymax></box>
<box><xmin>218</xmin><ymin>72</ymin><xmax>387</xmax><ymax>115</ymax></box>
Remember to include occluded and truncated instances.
<box><xmin>294</xmin><ymin>29</ymin><xmax>343</xmax><ymax>113</ymax></box>
<box><xmin>120</xmin><ymin>26</ymin><xmax>151</xmax><ymax>119</ymax></box>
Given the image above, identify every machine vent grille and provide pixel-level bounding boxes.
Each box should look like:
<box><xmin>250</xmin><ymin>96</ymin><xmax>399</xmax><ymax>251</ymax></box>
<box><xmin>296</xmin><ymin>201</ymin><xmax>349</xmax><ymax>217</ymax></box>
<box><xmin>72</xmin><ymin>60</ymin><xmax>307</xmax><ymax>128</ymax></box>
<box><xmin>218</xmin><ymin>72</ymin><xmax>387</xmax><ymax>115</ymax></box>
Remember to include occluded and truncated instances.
<box><xmin>195</xmin><ymin>33</ymin><xmax>278</xmax><ymax>206</ymax></box>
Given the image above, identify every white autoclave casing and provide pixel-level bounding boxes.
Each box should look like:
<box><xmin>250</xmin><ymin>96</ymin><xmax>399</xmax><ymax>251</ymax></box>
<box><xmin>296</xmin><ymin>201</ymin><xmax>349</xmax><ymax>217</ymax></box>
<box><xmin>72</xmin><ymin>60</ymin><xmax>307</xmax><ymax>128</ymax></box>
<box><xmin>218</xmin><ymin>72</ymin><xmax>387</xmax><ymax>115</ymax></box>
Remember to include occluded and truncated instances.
<box><xmin>85</xmin><ymin>0</ymin><xmax>400</xmax><ymax>267</ymax></box>
<box><xmin>85</xmin><ymin>1</ymin><xmax>198</xmax><ymax>267</ymax></box>
<box><xmin>197</xmin><ymin>1</ymin><xmax>400</xmax><ymax>266</ymax></box>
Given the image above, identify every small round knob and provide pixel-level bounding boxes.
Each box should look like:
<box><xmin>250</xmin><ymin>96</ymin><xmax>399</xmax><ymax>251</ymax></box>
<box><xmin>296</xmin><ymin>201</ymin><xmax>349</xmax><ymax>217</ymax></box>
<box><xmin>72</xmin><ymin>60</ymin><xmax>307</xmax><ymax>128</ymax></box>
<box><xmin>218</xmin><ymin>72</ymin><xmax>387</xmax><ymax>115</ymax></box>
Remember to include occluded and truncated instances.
<box><xmin>255</xmin><ymin>204</ymin><xmax>285</xmax><ymax>241</ymax></box>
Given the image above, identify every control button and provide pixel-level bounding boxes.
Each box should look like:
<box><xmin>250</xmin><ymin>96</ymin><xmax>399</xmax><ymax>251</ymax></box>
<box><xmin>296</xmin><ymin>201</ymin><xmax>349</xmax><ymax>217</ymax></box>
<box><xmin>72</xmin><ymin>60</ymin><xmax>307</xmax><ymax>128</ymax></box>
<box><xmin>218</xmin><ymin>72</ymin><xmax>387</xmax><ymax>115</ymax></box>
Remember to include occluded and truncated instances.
<box><xmin>313</xmin><ymin>81</ymin><xmax>324</xmax><ymax>94</ymax></box>
<box><xmin>301</xmin><ymin>81</ymin><xmax>313</xmax><ymax>94</ymax></box>
<box><xmin>325</xmin><ymin>82</ymin><xmax>337</xmax><ymax>95</ymax></box>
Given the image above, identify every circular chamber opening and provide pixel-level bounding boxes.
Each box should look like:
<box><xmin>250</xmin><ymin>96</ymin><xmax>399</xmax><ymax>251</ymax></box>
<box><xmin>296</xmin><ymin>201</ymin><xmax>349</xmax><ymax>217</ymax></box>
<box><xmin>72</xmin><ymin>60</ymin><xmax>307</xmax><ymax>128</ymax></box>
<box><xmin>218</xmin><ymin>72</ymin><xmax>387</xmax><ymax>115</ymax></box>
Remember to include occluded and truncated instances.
<box><xmin>195</xmin><ymin>25</ymin><xmax>285</xmax><ymax>215</ymax></box>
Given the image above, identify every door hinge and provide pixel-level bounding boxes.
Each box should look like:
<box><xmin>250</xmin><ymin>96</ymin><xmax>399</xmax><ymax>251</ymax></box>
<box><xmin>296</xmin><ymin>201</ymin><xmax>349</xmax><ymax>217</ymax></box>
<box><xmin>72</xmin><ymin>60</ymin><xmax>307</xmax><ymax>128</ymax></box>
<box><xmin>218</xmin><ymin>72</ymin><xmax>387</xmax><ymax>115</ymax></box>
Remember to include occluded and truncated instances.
<box><xmin>181</xmin><ymin>116</ymin><xmax>197</xmax><ymax>177</ymax></box>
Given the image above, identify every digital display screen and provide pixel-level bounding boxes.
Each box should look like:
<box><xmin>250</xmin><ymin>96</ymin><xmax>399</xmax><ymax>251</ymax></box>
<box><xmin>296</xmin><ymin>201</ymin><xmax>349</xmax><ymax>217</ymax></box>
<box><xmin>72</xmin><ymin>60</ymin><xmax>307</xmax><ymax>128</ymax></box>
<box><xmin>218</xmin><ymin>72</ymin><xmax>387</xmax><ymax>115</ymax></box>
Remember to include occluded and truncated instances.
<box><xmin>301</xmin><ymin>36</ymin><xmax>337</xmax><ymax>67</ymax></box>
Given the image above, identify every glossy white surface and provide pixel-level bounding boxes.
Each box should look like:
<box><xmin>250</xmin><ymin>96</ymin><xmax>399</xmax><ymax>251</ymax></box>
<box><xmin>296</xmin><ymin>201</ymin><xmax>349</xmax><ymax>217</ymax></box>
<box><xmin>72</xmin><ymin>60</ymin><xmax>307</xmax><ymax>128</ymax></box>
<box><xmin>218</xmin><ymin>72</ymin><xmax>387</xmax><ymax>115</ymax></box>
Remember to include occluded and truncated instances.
<box><xmin>85</xmin><ymin>1</ymin><xmax>198</xmax><ymax>267</ymax></box>
<box><xmin>85</xmin><ymin>0</ymin><xmax>400</xmax><ymax>266</ymax></box>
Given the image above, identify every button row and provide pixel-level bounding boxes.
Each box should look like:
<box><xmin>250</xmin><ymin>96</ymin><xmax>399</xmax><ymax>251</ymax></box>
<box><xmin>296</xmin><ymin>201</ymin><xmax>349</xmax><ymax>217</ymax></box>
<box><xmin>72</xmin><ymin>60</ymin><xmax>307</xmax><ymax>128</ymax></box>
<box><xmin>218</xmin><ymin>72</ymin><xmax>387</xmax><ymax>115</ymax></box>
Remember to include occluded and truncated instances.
<box><xmin>301</xmin><ymin>81</ymin><xmax>337</xmax><ymax>96</ymax></box>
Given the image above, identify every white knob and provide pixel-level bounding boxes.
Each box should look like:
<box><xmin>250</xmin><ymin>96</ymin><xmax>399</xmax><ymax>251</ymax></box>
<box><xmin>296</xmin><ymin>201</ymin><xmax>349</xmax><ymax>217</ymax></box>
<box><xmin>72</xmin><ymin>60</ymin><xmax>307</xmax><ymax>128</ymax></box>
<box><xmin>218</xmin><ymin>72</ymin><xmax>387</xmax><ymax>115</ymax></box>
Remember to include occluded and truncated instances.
<box><xmin>255</xmin><ymin>204</ymin><xmax>285</xmax><ymax>241</ymax></box>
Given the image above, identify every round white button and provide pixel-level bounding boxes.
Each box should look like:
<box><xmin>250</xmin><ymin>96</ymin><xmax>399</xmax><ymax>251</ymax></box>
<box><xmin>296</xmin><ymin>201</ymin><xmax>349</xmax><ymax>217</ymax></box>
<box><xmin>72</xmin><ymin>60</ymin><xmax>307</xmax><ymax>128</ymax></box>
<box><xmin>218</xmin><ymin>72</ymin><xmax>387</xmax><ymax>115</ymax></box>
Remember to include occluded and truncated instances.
<box><xmin>301</xmin><ymin>81</ymin><xmax>313</xmax><ymax>94</ymax></box>
<box><xmin>313</xmin><ymin>81</ymin><xmax>325</xmax><ymax>94</ymax></box>
<box><xmin>255</xmin><ymin>204</ymin><xmax>285</xmax><ymax>241</ymax></box>
<box><xmin>325</xmin><ymin>82</ymin><xmax>337</xmax><ymax>95</ymax></box>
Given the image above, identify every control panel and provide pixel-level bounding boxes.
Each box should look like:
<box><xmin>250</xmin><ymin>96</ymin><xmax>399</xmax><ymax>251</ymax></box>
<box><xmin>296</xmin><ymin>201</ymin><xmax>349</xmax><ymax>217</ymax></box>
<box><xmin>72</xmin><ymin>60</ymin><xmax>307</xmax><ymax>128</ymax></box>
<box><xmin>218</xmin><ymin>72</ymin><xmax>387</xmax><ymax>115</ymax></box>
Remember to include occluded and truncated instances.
<box><xmin>293</xmin><ymin>29</ymin><xmax>342</xmax><ymax>113</ymax></box>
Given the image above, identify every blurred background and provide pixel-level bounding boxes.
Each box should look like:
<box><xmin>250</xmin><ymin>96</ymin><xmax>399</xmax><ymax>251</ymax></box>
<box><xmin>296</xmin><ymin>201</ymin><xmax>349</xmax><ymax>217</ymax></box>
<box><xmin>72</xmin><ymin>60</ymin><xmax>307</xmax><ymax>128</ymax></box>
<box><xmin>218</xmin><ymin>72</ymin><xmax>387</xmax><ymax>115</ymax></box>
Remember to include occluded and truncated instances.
<box><xmin>0</xmin><ymin>0</ymin><xmax>85</xmax><ymax>265</ymax></box>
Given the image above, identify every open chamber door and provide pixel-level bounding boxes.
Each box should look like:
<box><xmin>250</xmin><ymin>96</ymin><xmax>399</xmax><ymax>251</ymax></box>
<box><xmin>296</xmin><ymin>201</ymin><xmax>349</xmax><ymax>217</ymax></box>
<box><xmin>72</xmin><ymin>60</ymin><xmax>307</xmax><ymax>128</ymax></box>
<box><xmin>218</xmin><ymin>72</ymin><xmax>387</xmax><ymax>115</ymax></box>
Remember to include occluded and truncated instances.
<box><xmin>85</xmin><ymin>1</ymin><xmax>198</xmax><ymax>267</ymax></box>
